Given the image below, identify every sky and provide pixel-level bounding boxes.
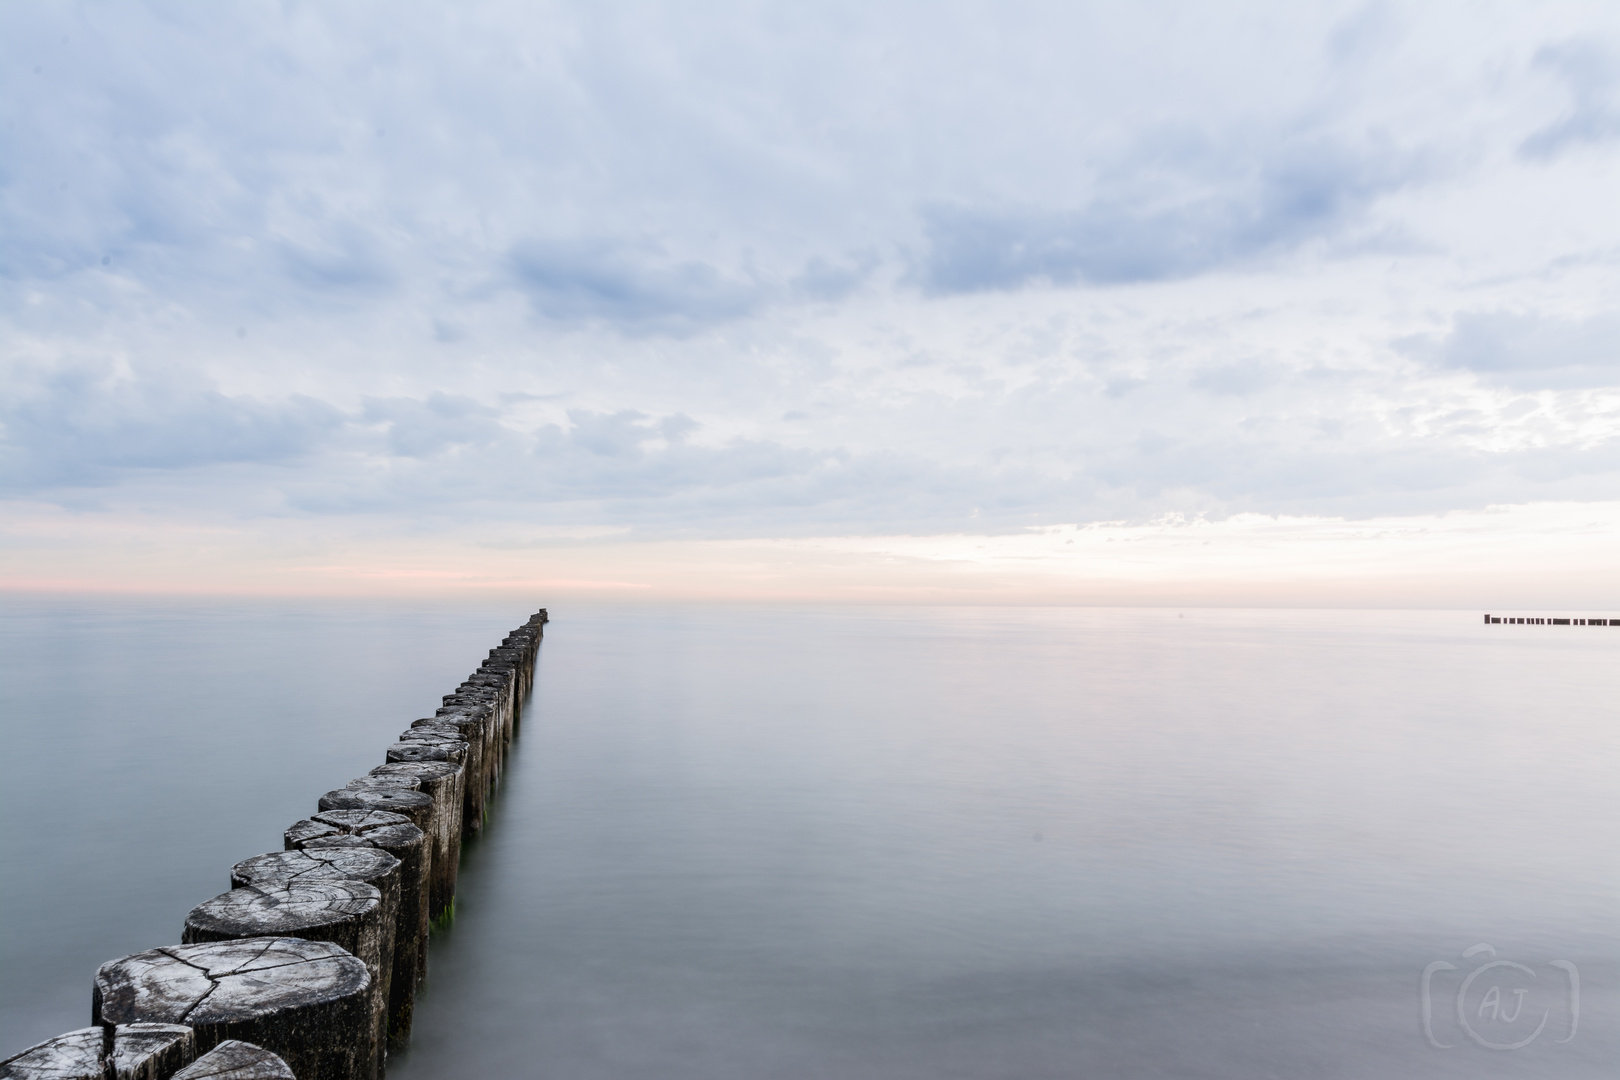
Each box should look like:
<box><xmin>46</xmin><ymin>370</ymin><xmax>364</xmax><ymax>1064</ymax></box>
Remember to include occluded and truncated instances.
<box><xmin>2</xmin><ymin>0</ymin><xmax>1619</xmax><ymax>603</ymax></box>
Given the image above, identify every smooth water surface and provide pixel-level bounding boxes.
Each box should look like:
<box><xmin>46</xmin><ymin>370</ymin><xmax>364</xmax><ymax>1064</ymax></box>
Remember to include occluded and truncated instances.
<box><xmin>2</xmin><ymin>602</ymin><xmax>1616</xmax><ymax>1078</ymax></box>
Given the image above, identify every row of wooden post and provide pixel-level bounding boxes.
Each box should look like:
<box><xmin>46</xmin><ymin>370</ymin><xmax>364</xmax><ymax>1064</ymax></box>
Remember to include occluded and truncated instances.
<box><xmin>1483</xmin><ymin>614</ymin><xmax>1618</xmax><ymax>625</ymax></box>
<box><xmin>0</xmin><ymin>608</ymin><xmax>549</xmax><ymax>1080</ymax></box>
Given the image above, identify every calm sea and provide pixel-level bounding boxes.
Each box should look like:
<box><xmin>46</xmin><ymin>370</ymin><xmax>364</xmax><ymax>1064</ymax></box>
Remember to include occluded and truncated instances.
<box><xmin>1</xmin><ymin>599</ymin><xmax>1614</xmax><ymax>1078</ymax></box>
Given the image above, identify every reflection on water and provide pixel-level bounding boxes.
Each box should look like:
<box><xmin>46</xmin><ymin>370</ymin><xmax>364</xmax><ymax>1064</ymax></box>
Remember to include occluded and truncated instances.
<box><xmin>3</xmin><ymin>603</ymin><xmax>1615</xmax><ymax>1078</ymax></box>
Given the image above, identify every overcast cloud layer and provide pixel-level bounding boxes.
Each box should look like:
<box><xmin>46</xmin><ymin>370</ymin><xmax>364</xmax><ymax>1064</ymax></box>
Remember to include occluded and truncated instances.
<box><xmin>3</xmin><ymin>0</ymin><xmax>1620</xmax><ymax>550</ymax></box>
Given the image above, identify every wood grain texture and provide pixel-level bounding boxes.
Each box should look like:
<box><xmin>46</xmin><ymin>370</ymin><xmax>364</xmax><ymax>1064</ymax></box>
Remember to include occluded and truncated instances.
<box><xmin>0</xmin><ymin>1028</ymin><xmax>104</xmax><ymax>1080</ymax></box>
<box><xmin>180</xmin><ymin>883</ymin><xmax>383</xmax><ymax>1078</ymax></box>
<box><xmin>170</xmin><ymin>1041</ymin><xmax>293</xmax><ymax>1080</ymax></box>
<box><xmin>94</xmin><ymin>939</ymin><xmax>369</xmax><ymax>1080</ymax></box>
<box><xmin>108</xmin><ymin>1023</ymin><xmax>196</xmax><ymax>1080</ymax></box>
<box><xmin>366</xmin><ymin>761</ymin><xmax>463</xmax><ymax>918</ymax></box>
<box><xmin>229</xmin><ymin>850</ymin><xmax>400</xmax><ymax>1075</ymax></box>
<box><xmin>283</xmin><ymin>812</ymin><xmax>427</xmax><ymax>1044</ymax></box>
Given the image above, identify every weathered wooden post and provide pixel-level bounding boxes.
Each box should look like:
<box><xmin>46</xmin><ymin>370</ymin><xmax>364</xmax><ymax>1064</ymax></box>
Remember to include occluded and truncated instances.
<box><xmin>109</xmin><ymin>1023</ymin><xmax>197</xmax><ymax>1080</ymax></box>
<box><xmin>94</xmin><ymin>939</ymin><xmax>370</xmax><ymax>1080</ymax></box>
<box><xmin>441</xmin><ymin>686</ymin><xmax>505</xmax><ymax>773</ymax></box>
<box><xmin>482</xmin><ymin>654</ymin><xmax>523</xmax><ymax>725</ymax></box>
<box><xmin>467</xmin><ymin>665</ymin><xmax>516</xmax><ymax>746</ymax></box>
<box><xmin>0</xmin><ymin>1024</ymin><xmax>198</xmax><ymax>1080</ymax></box>
<box><xmin>284</xmin><ymin>811</ymin><xmax>428</xmax><ymax>1041</ymax></box>
<box><xmin>316</xmin><ymin>790</ymin><xmax>436</xmax><ymax>936</ymax></box>
<box><xmin>438</xmin><ymin>701</ymin><xmax>498</xmax><ymax>770</ymax></box>
<box><xmin>340</xmin><ymin>774</ymin><xmax>453</xmax><ymax>920</ymax></box>
<box><xmin>366</xmin><ymin>761</ymin><xmax>464</xmax><ymax>917</ymax></box>
<box><xmin>398</xmin><ymin>724</ymin><xmax>484</xmax><ymax>831</ymax></box>
<box><xmin>318</xmin><ymin>787</ymin><xmax>433</xmax><ymax>836</ymax></box>
<box><xmin>181</xmin><ymin>883</ymin><xmax>384</xmax><ymax>1078</ymax></box>
<box><xmin>0</xmin><ymin>1028</ymin><xmax>107</xmax><ymax>1080</ymax></box>
<box><xmin>171</xmin><ymin>1041</ymin><xmax>294</xmax><ymax>1080</ymax></box>
<box><xmin>229</xmin><ymin>850</ymin><xmax>402</xmax><ymax>1074</ymax></box>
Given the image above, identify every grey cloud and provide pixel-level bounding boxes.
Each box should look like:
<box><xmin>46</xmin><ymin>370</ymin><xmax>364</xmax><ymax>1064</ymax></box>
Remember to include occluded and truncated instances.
<box><xmin>279</xmin><ymin>229</ymin><xmax>396</xmax><ymax>294</ymax></box>
<box><xmin>287</xmin><ymin>407</ymin><xmax>839</xmax><ymax>519</ymax></box>
<box><xmin>0</xmin><ymin>362</ymin><xmax>343</xmax><ymax>490</ymax></box>
<box><xmin>534</xmin><ymin>410</ymin><xmax>826</xmax><ymax>501</ymax></box>
<box><xmin>4</xmin><ymin>3</ymin><xmax>1620</xmax><ymax>539</ymax></box>
<box><xmin>362</xmin><ymin>393</ymin><xmax>505</xmax><ymax>459</ymax></box>
<box><xmin>508</xmin><ymin>240</ymin><xmax>766</xmax><ymax>333</ymax></box>
<box><xmin>1520</xmin><ymin>41</ymin><xmax>1620</xmax><ymax>160</ymax></box>
<box><xmin>561</xmin><ymin>410</ymin><xmax>670</xmax><ymax>458</ymax></box>
<box><xmin>790</xmin><ymin>251</ymin><xmax>881</xmax><ymax>302</ymax></box>
<box><xmin>1191</xmin><ymin>364</ymin><xmax>1274</xmax><ymax>397</ymax></box>
<box><xmin>1403</xmin><ymin>311</ymin><xmax>1620</xmax><ymax>389</ymax></box>
<box><xmin>915</xmin><ymin>133</ymin><xmax>1418</xmax><ymax>292</ymax></box>
<box><xmin>8</xmin><ymin>363</ymin><xmax>1620</xmax><ymax>534</ymax></box>
<box><xmin>1326</xmin><ymin>3</ymin><xmax>1398</xmax><ymax>66</ymax></box>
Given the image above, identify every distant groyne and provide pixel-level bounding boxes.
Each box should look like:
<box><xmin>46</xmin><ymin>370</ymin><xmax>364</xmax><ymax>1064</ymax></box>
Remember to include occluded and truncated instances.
<box><xmin>1</xmin><ymin>608</ymin><xmax>549</xmax><ymax>1080</ymax></box>
<box><xmin>1483</xmin><ymin>614</ymin><xmax>1617</xmax><ymax>625</ymax></box>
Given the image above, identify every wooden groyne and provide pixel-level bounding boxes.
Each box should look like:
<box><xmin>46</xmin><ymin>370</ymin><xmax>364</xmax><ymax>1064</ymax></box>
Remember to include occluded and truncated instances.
<box><xmin>1</xmin><ymin>608</ymin><xmax>549</xmax><ymax>1080</ymax></box>
<box><xmin>1483</xmin><ymin>614</ymin><xmax>1617</xmax><ymax>625</ymax></box>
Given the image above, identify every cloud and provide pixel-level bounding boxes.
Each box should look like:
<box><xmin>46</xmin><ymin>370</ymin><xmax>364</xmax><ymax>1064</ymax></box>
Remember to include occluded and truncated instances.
<box><xmin>362</xmin><ymin>393</ymin><xmax>505</xmax><ymax>459</ymax></box>
<box><xmin>914</xmin><ymin>131</ymin><xmax>1418</xmax><ymax>292</ymax></box>
<box><xmin>279</xmin><ymin>228</ymin><xmax>397</xmax><ymax>295</ymax></box>
<box><xmin>1191</xmin><ymin>363</ymin><xmax>1274</xmax><ymax>397</ymax></box>
<box><xmin>0</xmin><ymin>362</ymin><xmax>343</xmax><ymax>490</ymax></box>
<box><xmin>1403</xmin><ymin>311</ymin><xmax>1620</xmax><ymax>390</ymax></box>
<box><xmin>790</xmin><ymin>252</ymin><xmax>881</xmax><ymax>302</ymax></box>
<box><xmin>507</xmin><ymin>239</ymin><xmax>766</xmax><ymax>333</ymax></box>
<box><xmin>3</xmin><ymin>2</ymin><xmax>1620</xmax><ymax>558</ymax></box>
<box><xmin>1520</xmin><ymin>40</ymin><xmax>1620</xmax><ymax>160</ymax></box>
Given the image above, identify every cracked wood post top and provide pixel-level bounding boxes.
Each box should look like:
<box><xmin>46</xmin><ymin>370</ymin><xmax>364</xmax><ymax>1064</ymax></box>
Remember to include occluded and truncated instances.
<box><xmin>94</xmin><ymin>939</ymin><xmax>369</xmax><ymax>1080</ymax></box>
<box><xmin>0</xmin><ymin>1027</ymin><xmax>103</xmax><ymax>1080</ymax></box>
<box><xmin>285</xmin><ymin>810</ymin><xmax>422</xmax><ymax>851</ymax></box>
<box><xmin>171</xmin><ymin>1041</ymin><xmax>293</xmax><ymax>1080</ymax></box>
<box><xmin>1</xmin><ymin>1023</ymin><xmax>196</xmax><ymax>1080</ymax></box>
<box><xmin>363</xmin><ymin>763</ymin><xmax>464</xmax><ymax>919</ymax></box>
<box><xmin>282</xmin><ymin>812</ymin><xmax>428</xmax><ymax>1048</ymax></box>
<box><xmin>229</xmin><ymin>849</ymin><xmax>400</xmax><ymax>894</ymax></box>
<box><xmin>93</xmin><ymin>938</ymin><xmax>370</xmax><ymax>1071</ymax></box>
<box><xmin>182</xmin><ymin>881</ymin><xmax>381</xmax><ymax>944</ymax></box>
<box><xmin>317</xmin><ymin>787</ymin><xmax>433</xmax><ymax>832</ymax></box>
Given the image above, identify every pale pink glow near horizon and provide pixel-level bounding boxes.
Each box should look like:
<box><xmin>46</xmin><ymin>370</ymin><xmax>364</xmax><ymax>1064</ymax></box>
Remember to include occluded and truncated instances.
<box><xmin>4</xmin><ymin>500</ymin><xmax>1615</xmax><ymax>607</ymax></box>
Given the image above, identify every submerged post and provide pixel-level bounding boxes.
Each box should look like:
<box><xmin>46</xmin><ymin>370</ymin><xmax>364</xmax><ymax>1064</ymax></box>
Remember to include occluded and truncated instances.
<box><xmin>229</xmin><ymin>849</ymin><xmax>402</xmax><ymax>1075</ymax></box>
<box><xmin>181</xmin><ymin>883</ymin><xmax>385</xmax><ymax>1078</ymax></box>
<box><xmin>284</xmin><ymin>811</ymin><xmax>428</xmax><ymax>1045</ymax></box>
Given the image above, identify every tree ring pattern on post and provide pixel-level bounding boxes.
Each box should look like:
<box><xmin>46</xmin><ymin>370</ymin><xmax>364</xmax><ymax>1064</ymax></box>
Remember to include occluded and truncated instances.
<box><xmin>181</xmin><ymin>883</ymin><xmax>385</xmax><ymax>1079</ymax></box>
<box><xmin>0</xmin><ymin>1023</ymin><xmax>200</xmax><ymax>1080</ymax></box>
<box><xmin>282</xmin><ymin>811</ymin><xmax>429</xmax><ymax>1043</ymax></box>
<box><xmin>0</xmin><ymin>1027</ymin><xmax>105</xmax><ymax>1080</ymax></box>
<box><xmin>108</xmin><ymin>1022</ymin><xmax>196</xmax><ymax>1080</ymax></box>
<box><xmin>367</xmin><ymin>761</ymin><xmax>464</xmax><ymax>919</ymax></box>
<box><xmin>228</xmin><ymin>849</ymin><xmax>402</xmax><ymax>1074</ymax></box>
<box><xmin>93</xmin><ymin>938</ymin><xmax>369</xmax><ymax>1080</ymax></box>
<box><xmin>317</xmin><ymin>788</ymin><xmax>433</xmax><ymax>834</ymax></box>
<box><xmin>171</xmin><ymin>1040</ymin><xmax>294</xmax><ymax>1080</ymax></box>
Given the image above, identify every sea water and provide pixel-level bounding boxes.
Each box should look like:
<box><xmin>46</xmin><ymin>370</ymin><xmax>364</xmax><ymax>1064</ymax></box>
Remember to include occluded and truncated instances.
<box><xmin>1</xmin><ymin>600</ymin><xmax>1614</xmax><ymax>1078</ymax></box>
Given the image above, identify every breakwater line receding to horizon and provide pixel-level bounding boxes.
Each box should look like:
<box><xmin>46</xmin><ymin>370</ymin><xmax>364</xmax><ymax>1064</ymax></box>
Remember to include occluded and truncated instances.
<box><xmin>0</xmin><ymin>607</ymin><xmax>549</xmax><ymax>1080</ymax></box>
<box><xmin>1483</xmin><ymin>614</ymin><xmax>1620</xmax><ymax>625</ymax></box>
